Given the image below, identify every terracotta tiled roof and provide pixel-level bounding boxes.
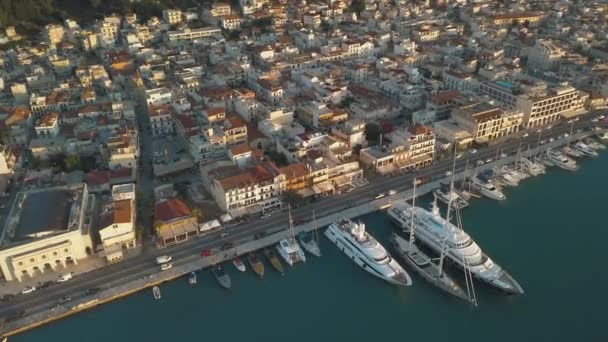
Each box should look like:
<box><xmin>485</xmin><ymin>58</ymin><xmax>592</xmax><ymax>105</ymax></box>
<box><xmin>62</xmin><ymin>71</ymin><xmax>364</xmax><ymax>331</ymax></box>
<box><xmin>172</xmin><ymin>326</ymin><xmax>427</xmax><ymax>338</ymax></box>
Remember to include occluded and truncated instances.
<box><xmin>280</xmin><ymin>162</ymin><xmax>309</xmax><ymax>179</ymax></box>
<box><xmin>230</xmin><ymin>143</ymin><xmax>252</xmax><ymax>155</ymax></box>
<box><xmin>155</xmin><ymin>198</ymin><xmax>192</xmax><ymax>223</ymax></box>
<box><xmin>86</xmin><ymin>170</ymin><xmax>110</xmax><ymax>185</ymax></box>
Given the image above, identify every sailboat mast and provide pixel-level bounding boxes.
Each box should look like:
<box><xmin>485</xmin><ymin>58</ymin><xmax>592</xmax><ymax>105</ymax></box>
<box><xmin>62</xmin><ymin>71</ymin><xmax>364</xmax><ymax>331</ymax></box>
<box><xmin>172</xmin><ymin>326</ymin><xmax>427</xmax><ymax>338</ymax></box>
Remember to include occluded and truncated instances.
<box><xmin>288</xmin><ymin>204</ymin><xmax>295</xmax><ymax>239</ymax></box>
<box><xmin>439</xmin><ymin>146</ymin><xmax>458</xmax><ymax>276</ymax></box>
<box><xmin>408</xmin><ymin>177</ymin><xmax>417</xmax><ymax>252</ymax></box>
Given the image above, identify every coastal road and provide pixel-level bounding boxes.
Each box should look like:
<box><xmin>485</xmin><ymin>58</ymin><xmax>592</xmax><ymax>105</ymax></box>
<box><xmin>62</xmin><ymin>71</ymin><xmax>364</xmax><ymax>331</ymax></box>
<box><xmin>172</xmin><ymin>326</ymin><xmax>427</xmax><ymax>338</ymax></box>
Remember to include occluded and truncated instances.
<box><xmin>1</xmin><ymin>117</ymin><xmax>607</xmax><ymax>320</ymax></box>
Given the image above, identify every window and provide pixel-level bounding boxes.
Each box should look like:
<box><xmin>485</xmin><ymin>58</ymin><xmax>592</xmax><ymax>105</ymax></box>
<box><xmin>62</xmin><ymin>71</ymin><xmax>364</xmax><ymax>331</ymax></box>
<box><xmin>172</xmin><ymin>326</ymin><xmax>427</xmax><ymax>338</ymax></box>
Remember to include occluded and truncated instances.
<box><xmin>30</xmin><ymin>258</ymin><xmax>35</xmax><ymax>263</ymax></box>
<box><xmin>64</xmin><ymin>248</ymin><xmax>69</xmax><ymax>253</ymax></box>
<box><xmin>18</xmin><ymin>261</ymin><xmax>23</xmax><ymax>266</ymax></box>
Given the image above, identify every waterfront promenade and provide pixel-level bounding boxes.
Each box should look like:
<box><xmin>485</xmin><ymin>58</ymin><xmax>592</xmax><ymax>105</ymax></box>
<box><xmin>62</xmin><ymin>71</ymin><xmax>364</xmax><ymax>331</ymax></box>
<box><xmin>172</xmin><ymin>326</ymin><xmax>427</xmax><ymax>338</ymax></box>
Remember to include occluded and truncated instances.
<box><xmin>0</xmin><ymin>122</ymin><xmax>605</xmax><ymax>337</ymax></box>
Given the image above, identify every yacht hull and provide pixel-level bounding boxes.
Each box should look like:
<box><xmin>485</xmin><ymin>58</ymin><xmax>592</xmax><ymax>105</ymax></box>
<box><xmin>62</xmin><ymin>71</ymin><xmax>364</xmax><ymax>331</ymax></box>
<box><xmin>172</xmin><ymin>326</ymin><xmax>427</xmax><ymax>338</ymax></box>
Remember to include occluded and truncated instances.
<box><xmin>391</xmin><ymin>234</ymin><xmax>470</xmax><ymax>302</ymax></box>
<box><xmin>324</xmin><ymin>226</ymin><xmax>411</xmax><ymax>286</ymax></box>
<box><xmin>388</xmin><ymin>207</ymin><xmax>523</xmax><ymax>295</ymax></box>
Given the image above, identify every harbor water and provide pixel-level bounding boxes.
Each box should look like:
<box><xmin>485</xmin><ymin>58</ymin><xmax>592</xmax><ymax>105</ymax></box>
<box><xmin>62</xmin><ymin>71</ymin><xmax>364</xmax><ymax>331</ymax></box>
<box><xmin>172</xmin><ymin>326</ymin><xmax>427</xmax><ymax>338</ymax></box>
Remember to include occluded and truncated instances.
<box><xmin>13</xmin><ymin>152</ymin><xmax>608</xmax><ymax>342</ymax></box>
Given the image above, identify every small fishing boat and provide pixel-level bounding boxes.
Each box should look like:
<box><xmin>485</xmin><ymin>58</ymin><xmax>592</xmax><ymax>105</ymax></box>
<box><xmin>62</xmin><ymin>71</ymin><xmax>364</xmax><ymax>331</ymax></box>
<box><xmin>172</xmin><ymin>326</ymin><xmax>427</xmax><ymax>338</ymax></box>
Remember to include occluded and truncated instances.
<box><xmin>264</xmin><ymin>248</ymin><xmax>284</xmax><ymax>275</ymax></box>
<box><xmin>232</xmin><ymin>257</ymin><xmax>246</xmax><ymax>272</ymax></box>
<box><xmin>212</xmin><ymin>265</ymin><xmax>232</xmax><ymax>290</ymax></box>
<box><xmin>1</xmin><ymin>336</ymin><xmax>7</xmax><ymax>342</ymax></box>
<box><xmin>188</xmin><ymin>272</ymin><xmax>197</xmax><ymax>285</ymax></box>
<box><xmin>153</xmin><ymin>286</ymin><xmax>161</xmax><ymax>300</ymax></box>
<box><xmin>247</xmin><ymin>252</ymin><xmax>265</xmax><ymax>278</ymax></box>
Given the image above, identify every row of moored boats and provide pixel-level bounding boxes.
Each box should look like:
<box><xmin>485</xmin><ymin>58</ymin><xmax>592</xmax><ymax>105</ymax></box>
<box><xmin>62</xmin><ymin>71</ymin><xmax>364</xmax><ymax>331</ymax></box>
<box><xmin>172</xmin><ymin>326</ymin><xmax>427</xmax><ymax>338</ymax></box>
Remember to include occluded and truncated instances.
<box><xmin>152</xmin><ymin>137</ymin><xmax>604</xmax><ymax>303</ymax></box>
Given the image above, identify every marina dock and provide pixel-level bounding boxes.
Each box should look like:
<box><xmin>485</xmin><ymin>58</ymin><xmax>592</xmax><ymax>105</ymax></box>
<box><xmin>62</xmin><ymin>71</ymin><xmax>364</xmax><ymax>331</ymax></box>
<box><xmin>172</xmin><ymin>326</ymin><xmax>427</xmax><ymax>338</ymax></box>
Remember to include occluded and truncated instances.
<box><xmin>0</xmin><ymin>130</ymin><xmax>601</xmax><ymax>337</ymax></box>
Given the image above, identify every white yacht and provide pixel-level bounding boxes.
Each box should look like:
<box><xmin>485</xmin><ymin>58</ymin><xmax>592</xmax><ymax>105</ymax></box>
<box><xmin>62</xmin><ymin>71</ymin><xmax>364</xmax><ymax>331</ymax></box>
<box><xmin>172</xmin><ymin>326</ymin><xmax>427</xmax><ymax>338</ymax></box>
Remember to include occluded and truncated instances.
<box><xmin>519</xmin><ymin>158</ymin><xmax>545</xmax><ymax>176</ymax></box>
<box><xmin>387</xmin><ymin>201</ymin><xmax>523</xmax><ymax>294</ymax></box>
<box><xmin>277</xmin><ymin>206</ymin><xmax>307</xmax><ymax>266</ymax></box>
<box><xmin>324</xmin><ymin>219</ymin><xmax>412</xmax><ymax>286</ymax></box>
<box><xmin>434</xmin><ymin>185</ymin><xmax>469</xmax><ymax>209</ymax></box>
<box><xmin>585</xmin><ymin>139</ymin><xmax>606</xmax><ymax>150</ymax></box>
<box><xmin>546</xmin><ymin>149</ymin><xmax>579</xmax><ymax>171</ymax></box>
<box><xmin>276</xmin><ymin>238</ymin><xmax>306</xmax><ymax>266</ymax></box>
<box><xmin>573</xmin><ymin>142</ymin><xmax>598</xmax><ymax>157</ymax></box>
<box><xmin>562</xmin><ymin>146</ymin><xmax>583</xmax><ymax>158</ymax></box>
<box><xmin>492</xmin><ymin>166</ymin><xmax>519</xmax><ymax>187</ymax></box>
<box><xmin>471</xmin><ymin>176</ymin><xmax>506</xmax><ymax>201</ymax></box>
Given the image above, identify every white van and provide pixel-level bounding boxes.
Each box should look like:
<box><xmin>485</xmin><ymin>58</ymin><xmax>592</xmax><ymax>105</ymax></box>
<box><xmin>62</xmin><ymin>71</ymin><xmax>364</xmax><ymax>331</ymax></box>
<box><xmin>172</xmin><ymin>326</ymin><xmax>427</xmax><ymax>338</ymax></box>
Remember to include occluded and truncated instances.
<box><xmin>57</xmin><ymin>272</ymin><xmax>73</xmax><ymax>283</ymax></box>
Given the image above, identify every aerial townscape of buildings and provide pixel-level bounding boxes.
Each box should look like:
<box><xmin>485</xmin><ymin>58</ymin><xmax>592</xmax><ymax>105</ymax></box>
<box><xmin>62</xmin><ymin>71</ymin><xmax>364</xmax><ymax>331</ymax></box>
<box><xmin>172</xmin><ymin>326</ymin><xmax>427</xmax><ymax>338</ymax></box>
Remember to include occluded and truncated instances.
<box><xmin>0</xmin><ymin>0</ymin><xmax>606</xmax><ymax>286</ymax></box>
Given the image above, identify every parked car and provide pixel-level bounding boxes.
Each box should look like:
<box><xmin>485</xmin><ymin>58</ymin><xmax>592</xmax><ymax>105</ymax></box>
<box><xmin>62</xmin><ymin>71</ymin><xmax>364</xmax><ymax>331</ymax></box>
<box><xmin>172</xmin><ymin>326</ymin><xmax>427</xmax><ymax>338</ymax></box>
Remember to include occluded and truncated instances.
<box><xmin>57</xmin><ymin>273</ymin><xmax>73</xmax><ymax>283</ymax></box>
<box><xmin>387</xmin><ymin>189</ymin><xmax>397</xmax><ymax>195</ymax></box>
<box><xmin>155</xmin><ymin>255</ymin><xmax>172</xmax><ymax>265</ymax></box>
<box><xmin>21</xmin><ymin>286</ymin><xmax>36</xmax><ymax>294</ymax></box>
<box><xmin>160</xmin><ymin>263</ymin><xmax>173</xmax><ymax>271</ymax></box>
<box><xmin>0</xmin><ymin>294</ymin><xmax>15</xmax><ymax>302</ymax></box>
<box><xmin>58</xmin><ymin>295</ymin><xmax>72</xmax><ymax>304</ymax></box>
<box><xmin>253</xmin><ymin>232</ymin><xmax>268</xmax><ymax>240</ymax></box>
<box><xmin>374</xmin><ymin>193</ymin><xmax>385</xmax><ymax>199</ymax></box>
<box><xmin>444</xmin><ymin>171</ymin><xmax>452</xmax><ymax>177</ymax></box>
<box><xmin>85</xmin><ymin>287</ymin><xmax>101</xmax><ymax>295</ymax></box>
<box><xmin>38</xmin><ymin>280</ymin><xmax>53</xmax><ymax>288</ymax></box>
<box><xmin>201</xmin><ymin>249</ymin><xmax>213</xmax><ymax>257</ymax></box>
<box><xmin>500</xmin><ymin>153</ymin><xmax>508</xmax><ymax>158</ymax></box>
<box><xmin>469</xmin><ymin>148</ymin><xmax>478</xmax><ymax>154</ymax></box>
<box><xmin>522</xmin><ymin>133</ymin><xmax>529</xmax><ymax>138</ymax></box>
<box><xmin>221</xmin><ymin>242</ymin><xmax>235</xmax><ymax>251</ymax></box>
<box><xmin>476</xmin><ymin>160</ymin><xmax>485</xmax><ymax>166</ymax></box>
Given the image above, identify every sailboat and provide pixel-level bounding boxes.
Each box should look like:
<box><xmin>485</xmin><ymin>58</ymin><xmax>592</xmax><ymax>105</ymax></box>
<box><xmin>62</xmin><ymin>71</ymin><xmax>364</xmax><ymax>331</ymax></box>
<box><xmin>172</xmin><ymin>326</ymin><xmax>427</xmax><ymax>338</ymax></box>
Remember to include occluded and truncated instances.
<box><xmin>298</xmin><ymin>210</ymin><xmax>322</xmax><ymax>257</ymax></box>
<box><xmin>247</xmin><ymin>252</ymin><xmax>265</xmax><ymax>278</ymax></box>
<box><xmin>276</xmin><ymin>205</ymin><xmax>306</xmax><ymax>266</ymax></box>
<box><xmin>391</xmin><ymin>166</ymin><xmax>471</xmax><ymax>302</ymax></box>
<box><xmin>263</xmin><ymin>248</ymin><xmax>284</xmax><ymax>275</ymax></box>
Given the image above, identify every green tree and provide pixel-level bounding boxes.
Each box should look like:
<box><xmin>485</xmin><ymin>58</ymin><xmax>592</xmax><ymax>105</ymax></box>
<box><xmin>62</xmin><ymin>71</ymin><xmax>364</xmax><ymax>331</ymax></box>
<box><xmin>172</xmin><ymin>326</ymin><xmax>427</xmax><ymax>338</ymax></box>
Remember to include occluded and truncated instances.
<box><xmin>348</xmin><ymin>0</ymin><xmax>365</xmax><ymax>15</ymax></box>
<box><xmin>267</xmin><ymin>150</ymin><xmax>288</xmax><ymax>166</ymax></box>
<box><xmin>64</xmin><ymin>154</ymin><xmax>81</xmax><ymax>171</ymax></box>
<box><xmin>283</xmin><ymin>190</ymin><xmax>305</xmax><ymax>208</ymax></box>
<box><xmin>364</xmin><ymin>122</ymin><xmax>382</xmax><ymax>146</ymax></box>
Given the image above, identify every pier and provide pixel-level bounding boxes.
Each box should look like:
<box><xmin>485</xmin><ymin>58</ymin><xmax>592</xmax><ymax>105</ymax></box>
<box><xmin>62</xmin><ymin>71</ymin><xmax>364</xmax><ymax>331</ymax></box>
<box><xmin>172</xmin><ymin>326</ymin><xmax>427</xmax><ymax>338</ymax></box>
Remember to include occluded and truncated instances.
<box><xmin>0</xmin><ymin>129</ymin><xmax>602</xmax><ymax>337</ymax></box>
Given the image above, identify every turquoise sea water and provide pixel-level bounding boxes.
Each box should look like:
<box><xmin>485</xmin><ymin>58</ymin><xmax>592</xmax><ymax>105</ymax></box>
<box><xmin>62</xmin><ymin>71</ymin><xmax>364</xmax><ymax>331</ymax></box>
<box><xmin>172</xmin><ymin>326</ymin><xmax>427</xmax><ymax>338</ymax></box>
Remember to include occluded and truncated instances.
<box><xmin>14</xmin><ymin>152</ymin><xmax>608</xmax><ymax>342</ymax></box>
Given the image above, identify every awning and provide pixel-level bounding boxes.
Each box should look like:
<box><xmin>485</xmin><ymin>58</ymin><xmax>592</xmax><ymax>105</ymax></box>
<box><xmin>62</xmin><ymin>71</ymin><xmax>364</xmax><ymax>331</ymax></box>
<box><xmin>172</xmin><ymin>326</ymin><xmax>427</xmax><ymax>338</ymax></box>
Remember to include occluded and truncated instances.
<box><xmin>312</xmin><ymin>181</ymin><xmax>334</xmax><ymax>194</ymax></box>
<box><xmin>332</xmin><ymin>175</ymin><xmax>351</xmax><ymax>187</ymax></box>
<box><xmin>297</xmin><ymin>187</ymin><xmax>315</xmax><ymax>198</ymax></box>
<box><xmin>199</xmin><ymin>219</ymin><xmax>221</xmax><ymax>232</ymax></box>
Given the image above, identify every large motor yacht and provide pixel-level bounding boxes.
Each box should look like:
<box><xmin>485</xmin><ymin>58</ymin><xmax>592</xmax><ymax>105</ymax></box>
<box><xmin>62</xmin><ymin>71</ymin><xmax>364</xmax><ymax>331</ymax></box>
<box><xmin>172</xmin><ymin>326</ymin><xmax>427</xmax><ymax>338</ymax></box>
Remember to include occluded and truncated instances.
<box><xmin>387</xmin><ymin>201</ymin><xmax>524</xmax><ymax>295</ymax></box>
<box><xmin>546</xmin><ymin>149</ymin><xmax>578</xmax><ymax>171</ymax></box>
<box><xmin>573</xmin><ymin>142</ymin><xmax>598</xmax><ymax>157</ymax></box>
<box><xmin>471</xmin><ymin>176</ymin><xmax>506</xmax><ymax>201</ymax></box>
<box><xmin>325</xmin><ymin>219</ymin><xmax>412</xmax><ymax>286</ymax></box>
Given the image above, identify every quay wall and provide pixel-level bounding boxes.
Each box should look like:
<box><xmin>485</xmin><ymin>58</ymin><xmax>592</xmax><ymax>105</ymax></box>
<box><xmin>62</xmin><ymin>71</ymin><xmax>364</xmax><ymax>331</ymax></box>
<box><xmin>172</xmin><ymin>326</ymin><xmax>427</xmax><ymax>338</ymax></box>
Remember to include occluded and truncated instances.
<box><xmin>0</xmin><ymin>131</ymin><xmax>597</xmax><ymax>337</ymax></box>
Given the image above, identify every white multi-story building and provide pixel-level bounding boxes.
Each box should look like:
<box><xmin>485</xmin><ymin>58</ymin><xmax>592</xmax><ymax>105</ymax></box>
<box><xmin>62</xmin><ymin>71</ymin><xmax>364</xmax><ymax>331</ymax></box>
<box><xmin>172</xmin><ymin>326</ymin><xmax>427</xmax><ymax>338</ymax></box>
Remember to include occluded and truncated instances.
<box><xmin>145</xmin><ymin>87</ymin><xmax>172</xmax><ymax>106</ymax></box>
<box><xmin>148</xmin><ymin>104</ymin><xmax>174</xmax><ymax>136</ymax></box>
<box><xmin>163</xmin><ymin>9</ymin><xmax>183</xmax><ymax>24</ymax></box>
<box><xmin>166</xmin><ymin>27</ymin><xmax>221</xmax><ymax>42</ymax></box>
<box><xmin>34</xmin><ymin>112</ymin><xmax>60</xmax><ymax>138</ymax></box>
<box><xmin>100</xmin><ymin>21</ymin><xmax>119</xmax><ymax>47</ymax></box>
<box><xmin>98</xmin><ymin>184</ymin><xmax>137</xmax><ymax>263</ymax></box>
<box><xmin>527</xmin><ymin>39</ymin><xmax>565</xmax><ymax>71</ymax></box>
<box><xmin>0</xmin><ymin>185</ymin><xmax>94</xmax><ymax>282</ymax></box>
